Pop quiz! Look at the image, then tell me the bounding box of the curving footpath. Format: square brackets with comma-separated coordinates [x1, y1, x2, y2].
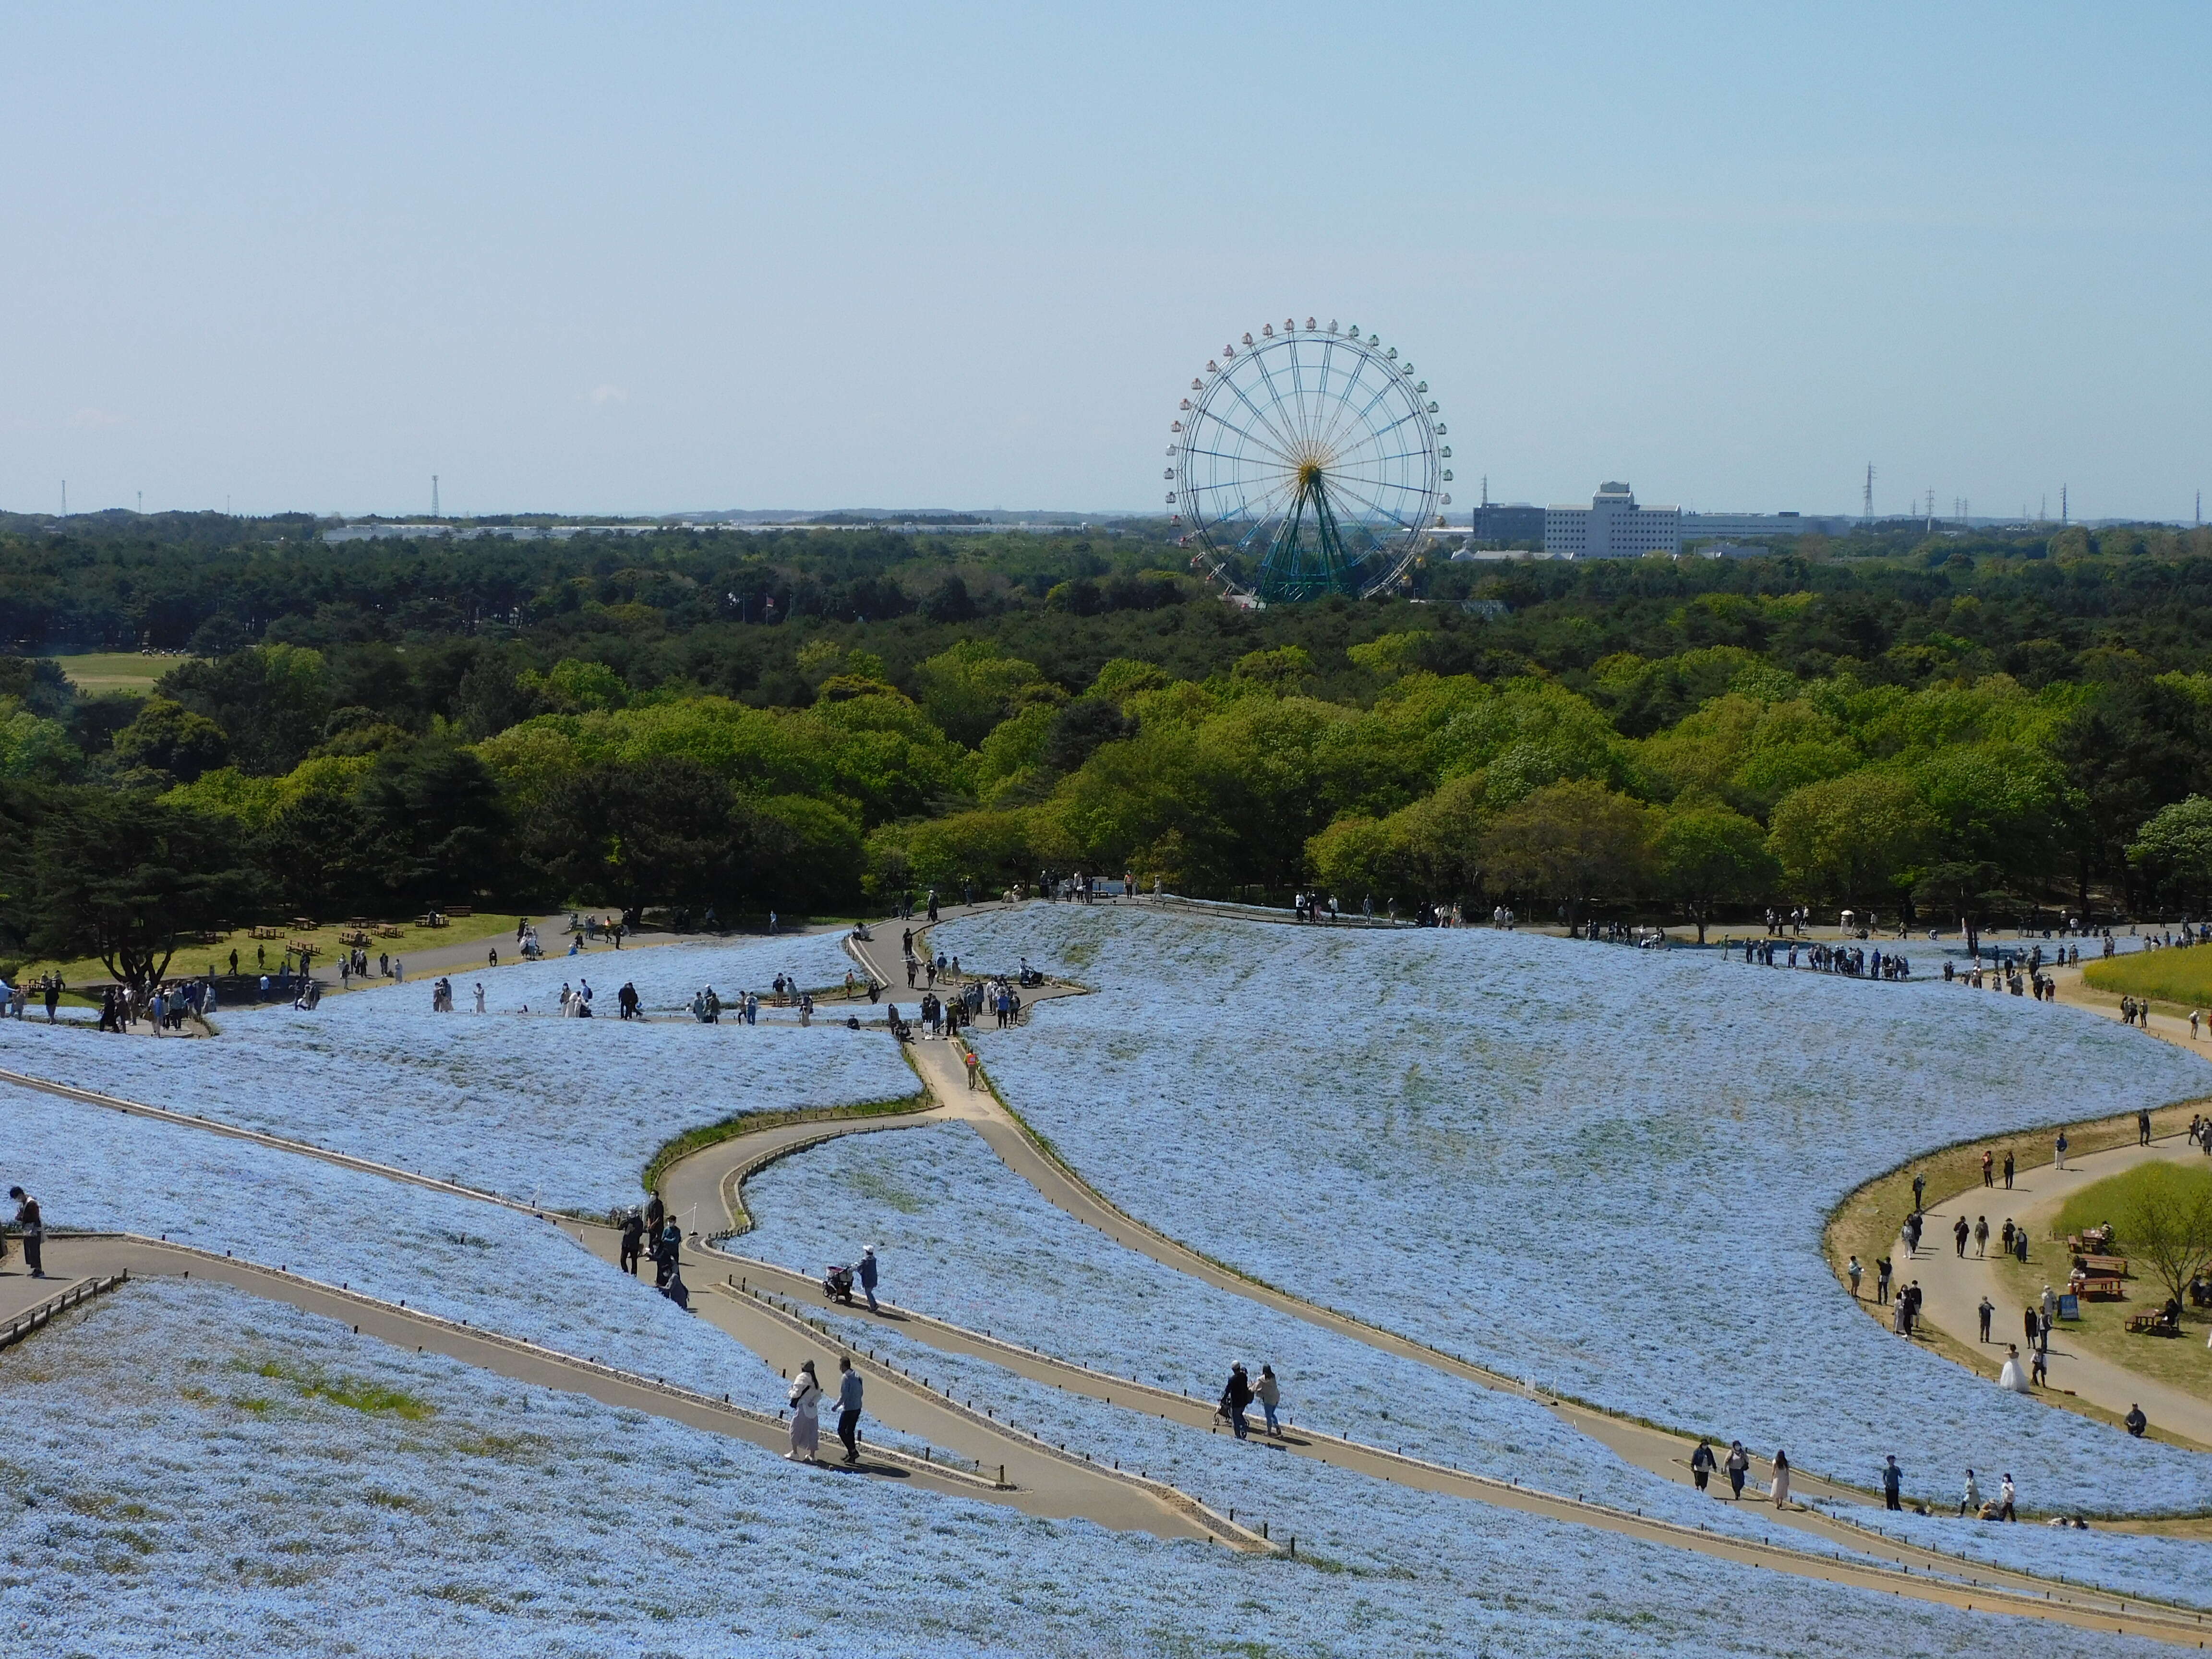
[1905, 1135, 2212, 1447]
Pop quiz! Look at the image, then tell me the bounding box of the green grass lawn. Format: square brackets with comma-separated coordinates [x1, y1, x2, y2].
[1990, 1161, 2212, 1408]
[50, 650, 194, 695]
[8, 912, 531, 990]
[2082, 942, 2212, 1010]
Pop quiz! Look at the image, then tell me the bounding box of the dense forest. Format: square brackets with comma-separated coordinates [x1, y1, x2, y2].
[7, 510, 2212, 969]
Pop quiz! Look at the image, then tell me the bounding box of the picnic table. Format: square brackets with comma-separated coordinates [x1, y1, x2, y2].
[338, 929, 371, 947]
[2126, 1310, 2181, 1335]
[2076, 1253, 2129, 1276]
[2074, 1276, 2127, 1299]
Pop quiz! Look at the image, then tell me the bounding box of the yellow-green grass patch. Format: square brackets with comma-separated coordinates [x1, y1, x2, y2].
[7, 911, 531, 991]
[52, 651, 195, 695]
[2082, 944, 2212, 1011]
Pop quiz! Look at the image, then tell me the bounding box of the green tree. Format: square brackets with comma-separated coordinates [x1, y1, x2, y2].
[532, 756, 740, 923]
[2128, 795, 2212, 911]
[1911, 860, 2006, 936]
[157, 643, 331, 774]
[1479, 779, 1652, 922]
[911, 641, 1052, 748]
[1651, 801, 1778, 942]
[1767, 771, 1934, 910]
[111, 697, 231, 783]
[28, 792, 261, 995]
[2113, 1164, 2212, 1308]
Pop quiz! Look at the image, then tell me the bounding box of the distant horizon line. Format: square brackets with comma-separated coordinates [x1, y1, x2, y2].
[7, 505, 2204, 532]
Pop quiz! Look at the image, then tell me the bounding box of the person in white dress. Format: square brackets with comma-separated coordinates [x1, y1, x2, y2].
[787, 1360, 821, 1461]
[1997, 1343, 2031, 1393]
[473, 983, 486, 1014]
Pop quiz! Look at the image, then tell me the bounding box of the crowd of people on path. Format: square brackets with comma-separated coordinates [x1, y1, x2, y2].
[616, 1196, 689, 1310]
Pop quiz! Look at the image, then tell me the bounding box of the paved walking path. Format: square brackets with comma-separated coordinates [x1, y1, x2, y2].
[1902, 1136, 2212, 1447]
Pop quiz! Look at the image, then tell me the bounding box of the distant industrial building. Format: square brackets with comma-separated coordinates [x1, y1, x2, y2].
[1469, 502, 1545, 543]
[1680, 510, 1852, 540]
[1545, 483, 1681, 559]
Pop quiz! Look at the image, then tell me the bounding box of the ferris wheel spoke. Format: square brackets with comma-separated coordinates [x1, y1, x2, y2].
[1313, 371, 1389, 460]
[1194, 401, 1297, 468]
[1321, 372, 1407, 461]
[1217, 375, 1304, 462]
[1334, 445, 1432, 475]
[1332, 402, 1420, 465]
[1325, 472, 1426, 534]
[1251, 345, 1314, 455]
[1282, 344, 1315, 450]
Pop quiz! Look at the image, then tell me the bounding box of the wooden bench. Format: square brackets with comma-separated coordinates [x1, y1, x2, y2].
[2076, 1276, 2126, 1299]
[2077, 1254, 2129, 1276]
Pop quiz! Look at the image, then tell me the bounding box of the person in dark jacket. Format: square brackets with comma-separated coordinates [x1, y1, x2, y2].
[1724, 1441, 1749, 1499]
[1691, 1439, 1716, 1493]
[857, 1245, 879, 1313]
[618, 982, 640, 1021]
[7, 1188, 42, 1277]
[1220, 1363, 1254, 1440]
[2125, 1404, 2149, 1438]
[1882, 1455, 1903, 1511]
[835, 1356, 865, 1464]
[619, 1211, 645, 1275]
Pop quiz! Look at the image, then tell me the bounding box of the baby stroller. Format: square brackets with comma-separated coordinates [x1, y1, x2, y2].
[823, 1263, 856, 1305]
[1018, 960, 1045, 987]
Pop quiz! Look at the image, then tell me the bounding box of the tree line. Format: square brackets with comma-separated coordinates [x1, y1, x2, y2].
[6, 517, 2212, 980]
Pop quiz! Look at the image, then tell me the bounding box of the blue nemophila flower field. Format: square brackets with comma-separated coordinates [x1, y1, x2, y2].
[936, 904, 2212, 1512]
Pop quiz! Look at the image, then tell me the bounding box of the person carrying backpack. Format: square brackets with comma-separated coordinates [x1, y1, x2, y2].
[1219, 1363, 1254, 1440]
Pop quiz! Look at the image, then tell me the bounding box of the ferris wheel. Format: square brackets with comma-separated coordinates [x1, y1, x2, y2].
[1164, 318, 1451, 603]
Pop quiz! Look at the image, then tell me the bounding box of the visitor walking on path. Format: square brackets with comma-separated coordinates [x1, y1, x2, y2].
[1882, 1455, 1903, 1511]
[1973, 1216, 1988, 1257]
[1953, 1215, 1970, 1256]
[1769, 1449, 1791, 1508]
[1724, 1441, 1749, 1500]
[835, 1356, 865, 1465]
[1846, 1255, 1862, 1298]
[1875, 1256, 1893, 1305]
[619, 1211, 644, 1276]
[2055, 1129, 2069, 1169]
[1691, 1440, 1716, 1493]
[787, 1360, 821, 1463]
[857, 1245, 879, 1313]
[1256, 1364, 1281, 1435]
[1999, 1474, 2017, 1521]
[7, 1187, 42, 1277]
[1978, 1296, 1994, 1342]
[2139, 1110, 2154, 1147]
[2003, 1150, 2015, 1189]
[1220, 1363, 1254, 1440]
[1981, 1150, 1994, 1187]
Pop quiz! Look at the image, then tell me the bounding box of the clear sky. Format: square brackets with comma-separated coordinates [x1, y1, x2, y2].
[2, 2, 2205, 520]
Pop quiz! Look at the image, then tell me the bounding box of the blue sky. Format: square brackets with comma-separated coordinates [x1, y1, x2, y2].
[1, 2, 2204, 519]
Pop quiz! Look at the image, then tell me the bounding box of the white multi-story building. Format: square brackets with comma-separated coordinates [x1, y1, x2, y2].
[1545, 482, 1681, 559]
